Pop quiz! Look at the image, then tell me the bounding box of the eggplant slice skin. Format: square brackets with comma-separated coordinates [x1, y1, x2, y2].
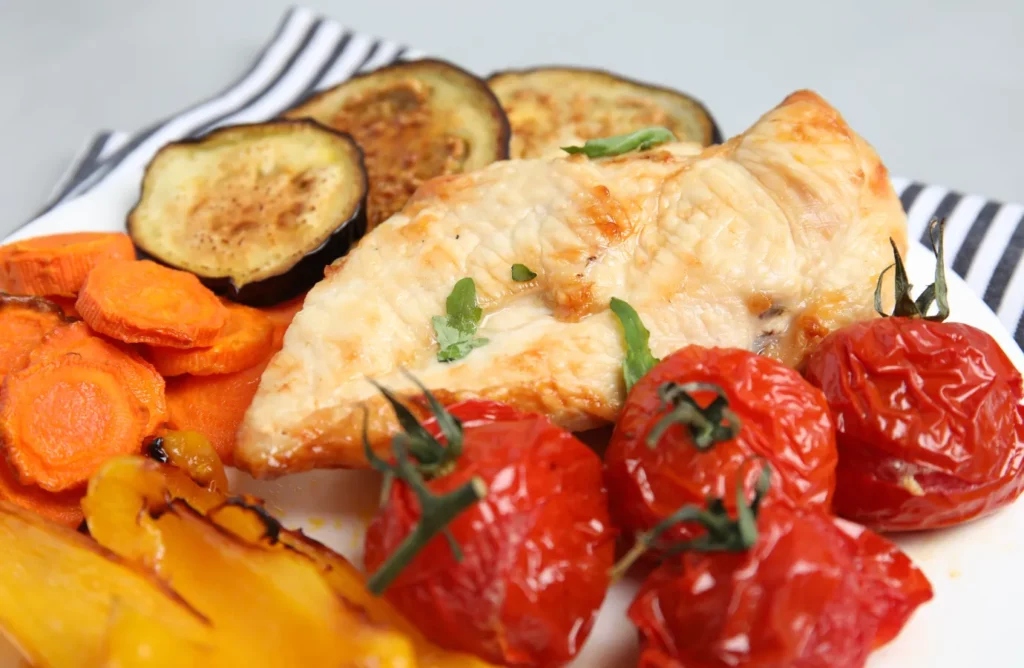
[487, 67, 722, 159]
[128, 120, 367, 307]
[284, 58, 510, 230]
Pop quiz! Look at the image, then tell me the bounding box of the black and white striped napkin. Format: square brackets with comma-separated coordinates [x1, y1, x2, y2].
[31, 7, 1024, 351]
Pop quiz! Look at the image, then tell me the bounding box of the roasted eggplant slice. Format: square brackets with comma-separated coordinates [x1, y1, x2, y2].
[128, 120, 367, 307]
[487, 67, 721, 158]
[284, 58, 510, 230]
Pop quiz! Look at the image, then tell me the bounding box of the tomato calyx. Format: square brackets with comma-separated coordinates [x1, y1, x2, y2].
[611, 463, 771, 580]
[369, 372, 466, 479]
[363, 373, 488, 595]
[646, 382, 741, 451]
[875, 218, 950, 321]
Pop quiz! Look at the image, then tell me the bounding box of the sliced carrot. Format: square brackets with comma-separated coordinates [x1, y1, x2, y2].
[0, 232, 135, 297]
[0, 355, 148, 492]
[77, 259, 227, 348]
[29, 321, 167, 437]
[0, 457, 83, 526]
[260, 293, 306, 350]
[145, 303, 275, 377]
[165, 360, 269, 463]
[0, 294, 68, 384]
[47, 295, 80, 319]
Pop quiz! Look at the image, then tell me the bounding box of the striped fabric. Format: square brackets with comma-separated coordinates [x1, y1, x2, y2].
[891, 177, 1024, 347]
[37, 7, 423, 215]
[44, 130, 129, 207]
[32, 7, 1024, 351]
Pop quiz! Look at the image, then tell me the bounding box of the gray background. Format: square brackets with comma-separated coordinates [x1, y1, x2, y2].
[2, 0, 1022, 232]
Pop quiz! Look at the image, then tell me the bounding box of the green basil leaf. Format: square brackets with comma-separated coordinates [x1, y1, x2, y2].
[445, 277, 483, 332]
[437, 337, 490, 363]
[610, 297, 660, 392]
[432, 278, 488, 363]
[431, 316, 462, 350]
[562, 127, 676, 159]
[511, 263, 537, 282]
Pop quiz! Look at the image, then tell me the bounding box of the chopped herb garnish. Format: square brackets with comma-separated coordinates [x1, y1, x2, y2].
[432, 277, 489, 363]
[610, 297, 659, 392]
[562, 127, 676, 158]
[511, 263, 537, 282]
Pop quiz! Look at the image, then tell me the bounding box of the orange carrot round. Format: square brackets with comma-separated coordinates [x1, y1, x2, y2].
[0, 232, 135, 297]
[0, 356, 148, 492]
[165, 360, 269, 463]
[0, 294, 69, 384]
[145, 303, 274, 376]
[77, 259, 227, 348]
[30, 321, 167, 438]
[0, 458, 83, 526]
[259, 292, 306, 350]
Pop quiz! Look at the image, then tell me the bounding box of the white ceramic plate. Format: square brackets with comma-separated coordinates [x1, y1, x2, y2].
[10, 174, 1024, 667]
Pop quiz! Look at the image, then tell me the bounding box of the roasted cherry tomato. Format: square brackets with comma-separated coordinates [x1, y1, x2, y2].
[605, 345, 837, 545]
[803, 222, 1024, 531]
[364, 395, 615, 667]
[628, 500, 933, 668]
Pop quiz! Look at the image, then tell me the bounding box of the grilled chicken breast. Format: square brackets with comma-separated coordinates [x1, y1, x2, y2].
[236, 90, 907, 477]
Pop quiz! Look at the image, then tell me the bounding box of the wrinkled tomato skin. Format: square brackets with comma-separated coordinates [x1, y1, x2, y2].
[628, 506, 933, 668]
[605, 347, 837, 544]
[364, 400, 616, 667]
[803, 318, 1024, 531]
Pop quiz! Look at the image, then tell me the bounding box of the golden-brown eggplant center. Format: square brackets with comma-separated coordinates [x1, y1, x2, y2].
[186, 164, 331, 258]
[326, 78, 470, 228]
